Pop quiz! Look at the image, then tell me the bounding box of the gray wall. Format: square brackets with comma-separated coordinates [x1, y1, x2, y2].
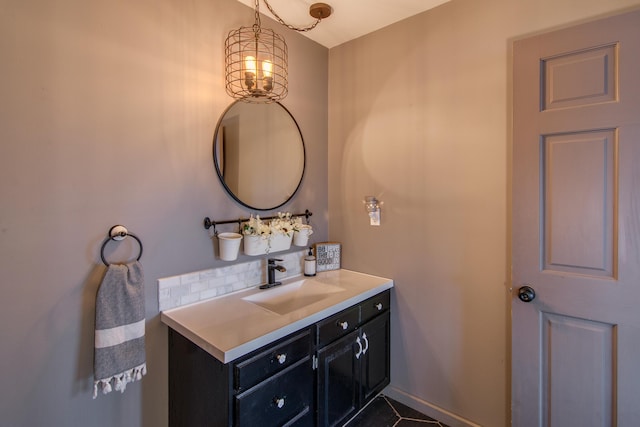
[0, 1, 327, 426]
[5, 0, 640, 426]
[328, 0, 640, 426]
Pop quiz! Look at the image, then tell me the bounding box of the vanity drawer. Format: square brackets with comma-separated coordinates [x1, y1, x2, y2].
[360, 290, 390, 324]
[234, 329, 311, 391]
[317, 305, 360, 347]
[234, 357, 313, 427]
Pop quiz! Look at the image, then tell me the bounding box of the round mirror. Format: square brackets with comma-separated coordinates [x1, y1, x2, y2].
[213, 101, 305, 210]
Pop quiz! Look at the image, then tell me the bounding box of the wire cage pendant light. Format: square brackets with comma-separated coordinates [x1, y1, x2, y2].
[225, 0, 288, 103]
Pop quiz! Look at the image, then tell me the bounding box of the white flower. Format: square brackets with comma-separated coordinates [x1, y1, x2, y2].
[291, 216, 313, 235]
[242, 215, 271, 239]
[242, 212, 297, 238]
[269, 212, 295, 237]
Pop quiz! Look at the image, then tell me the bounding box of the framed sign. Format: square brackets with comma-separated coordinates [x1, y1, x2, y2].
[315, 242, 341, 272]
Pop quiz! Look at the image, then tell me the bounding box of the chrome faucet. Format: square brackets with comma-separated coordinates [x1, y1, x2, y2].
[260, 258, 286, 289]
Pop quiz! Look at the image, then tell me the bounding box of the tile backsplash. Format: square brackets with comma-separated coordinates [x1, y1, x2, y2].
[158, 250, 306, 311]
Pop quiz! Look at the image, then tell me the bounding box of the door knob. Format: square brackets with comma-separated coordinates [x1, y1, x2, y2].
[518, 285, 536, 302]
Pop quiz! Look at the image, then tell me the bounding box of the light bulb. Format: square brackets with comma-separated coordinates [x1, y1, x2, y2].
[245, 56, 257, 75]
[244, 55, 257, 90]
[262, 59, 273, 78]
[262, 59, 273, 92]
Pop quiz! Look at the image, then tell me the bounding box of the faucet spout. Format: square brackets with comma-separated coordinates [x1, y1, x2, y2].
[260, 258, 286, 289]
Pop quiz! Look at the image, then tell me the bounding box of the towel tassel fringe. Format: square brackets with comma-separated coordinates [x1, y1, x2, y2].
[93, 362, 147, 399]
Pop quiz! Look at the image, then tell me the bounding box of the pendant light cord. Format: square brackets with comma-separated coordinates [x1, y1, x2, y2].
[261, 0, 322, 32]
[253, 0, 262, 33]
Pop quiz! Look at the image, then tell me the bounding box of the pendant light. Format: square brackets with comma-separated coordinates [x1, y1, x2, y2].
[225, 1, 332, 103]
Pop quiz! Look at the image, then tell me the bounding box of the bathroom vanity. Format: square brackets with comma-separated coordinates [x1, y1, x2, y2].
[161, 269, 393, 427]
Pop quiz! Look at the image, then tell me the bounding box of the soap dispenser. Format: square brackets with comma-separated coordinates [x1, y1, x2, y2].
[304, 247, 316, 277]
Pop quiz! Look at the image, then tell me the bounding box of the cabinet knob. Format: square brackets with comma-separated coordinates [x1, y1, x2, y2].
[274, 397, 285, 409]
[375, 302, 383, 311]
[276, 353, 286, 364]
[338, 321, 349, 330]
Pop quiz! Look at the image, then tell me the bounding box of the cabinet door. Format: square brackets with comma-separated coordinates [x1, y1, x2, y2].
[360, 311, 390, 403]
[317, 329, 360, 427]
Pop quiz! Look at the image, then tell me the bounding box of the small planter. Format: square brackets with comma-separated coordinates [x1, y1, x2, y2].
[293, 225, 313, 247]
[217, 232, 243, 261]
[243, 233, 293, 256]
[270, 233, 293, 252]
[243, 235, 269, 256]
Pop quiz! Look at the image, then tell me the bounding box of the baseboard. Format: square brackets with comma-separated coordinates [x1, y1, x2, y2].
[383, 386, 482, 427]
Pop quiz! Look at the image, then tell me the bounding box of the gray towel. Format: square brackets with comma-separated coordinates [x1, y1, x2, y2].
[93, 261, 147, 398]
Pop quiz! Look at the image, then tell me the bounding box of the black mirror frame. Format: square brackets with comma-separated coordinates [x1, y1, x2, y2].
[212, 101, 306, 211]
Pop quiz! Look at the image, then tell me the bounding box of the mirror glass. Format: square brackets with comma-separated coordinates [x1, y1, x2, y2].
[213, 101, 305, 210]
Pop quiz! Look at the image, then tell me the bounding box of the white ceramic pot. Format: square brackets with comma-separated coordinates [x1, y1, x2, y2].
[243, 233, 293, 256]
[270, 233, 293, 252]
[243, 235, 269, 256]
[293, 225, 313, 247]
[217, 232, 243, 261]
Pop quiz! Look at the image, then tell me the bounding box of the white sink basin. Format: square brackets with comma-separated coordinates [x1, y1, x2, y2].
[243, 279, 345, 315]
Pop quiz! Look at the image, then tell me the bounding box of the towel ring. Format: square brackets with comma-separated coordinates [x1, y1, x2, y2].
[100, 225, 143, 266]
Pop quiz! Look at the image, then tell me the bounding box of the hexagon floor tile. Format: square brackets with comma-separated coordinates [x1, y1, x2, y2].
[344, 394, 450, 427]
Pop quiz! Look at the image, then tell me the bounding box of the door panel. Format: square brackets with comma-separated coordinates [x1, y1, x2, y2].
[542, 129, 616, 277]
[542, 44, 617, 111]
[512, 9, 640, 427]
[541, 313, 615, 427]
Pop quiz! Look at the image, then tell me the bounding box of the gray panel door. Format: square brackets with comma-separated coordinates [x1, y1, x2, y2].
[512, 10, 640, 427]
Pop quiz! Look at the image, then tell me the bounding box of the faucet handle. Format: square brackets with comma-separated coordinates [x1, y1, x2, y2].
[268, 258, 284, 264]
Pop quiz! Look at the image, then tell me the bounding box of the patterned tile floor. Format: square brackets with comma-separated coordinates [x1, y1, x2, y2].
[344, 394, 450, 427]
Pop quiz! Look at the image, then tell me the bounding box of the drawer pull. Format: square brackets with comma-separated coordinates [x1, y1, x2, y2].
[375, 302, 383, 311]
[274, 397, 285, 409]
[276, 353, 287, 364]
[338, 321, 349, 330]
[355, 337, 363, 359]
[362, 332, 369, 355]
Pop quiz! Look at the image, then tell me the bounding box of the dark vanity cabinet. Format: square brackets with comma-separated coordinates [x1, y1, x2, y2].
[233, 331, 315, 427]
[169, 327, 314, 427]
[168, 289, 390, 427]
[317, 293, 390, 427]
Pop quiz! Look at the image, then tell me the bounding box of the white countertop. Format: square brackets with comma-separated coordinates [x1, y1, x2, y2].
[160, 269, 394, 363]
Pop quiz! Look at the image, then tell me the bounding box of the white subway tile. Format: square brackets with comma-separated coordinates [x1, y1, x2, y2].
[158, 275, 181, 290]
[170, 285, 189, 298]
[199, 288, 218, 300]
[180, 272, 201, 285]
[159, 297, 180, 311]
[158, 288, 170, 300]
[190, 281, 209, 293]
[198, 269, 218, 281]
[208, 277, 226, 289]
[180, 293, 200, 305]
[157, 249, 307, 309]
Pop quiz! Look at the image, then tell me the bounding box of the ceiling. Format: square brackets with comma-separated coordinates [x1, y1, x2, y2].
[235, 0, 451, 49]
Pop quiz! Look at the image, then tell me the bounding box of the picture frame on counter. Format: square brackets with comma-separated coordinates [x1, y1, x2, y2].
[315, 242, 341, 272]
